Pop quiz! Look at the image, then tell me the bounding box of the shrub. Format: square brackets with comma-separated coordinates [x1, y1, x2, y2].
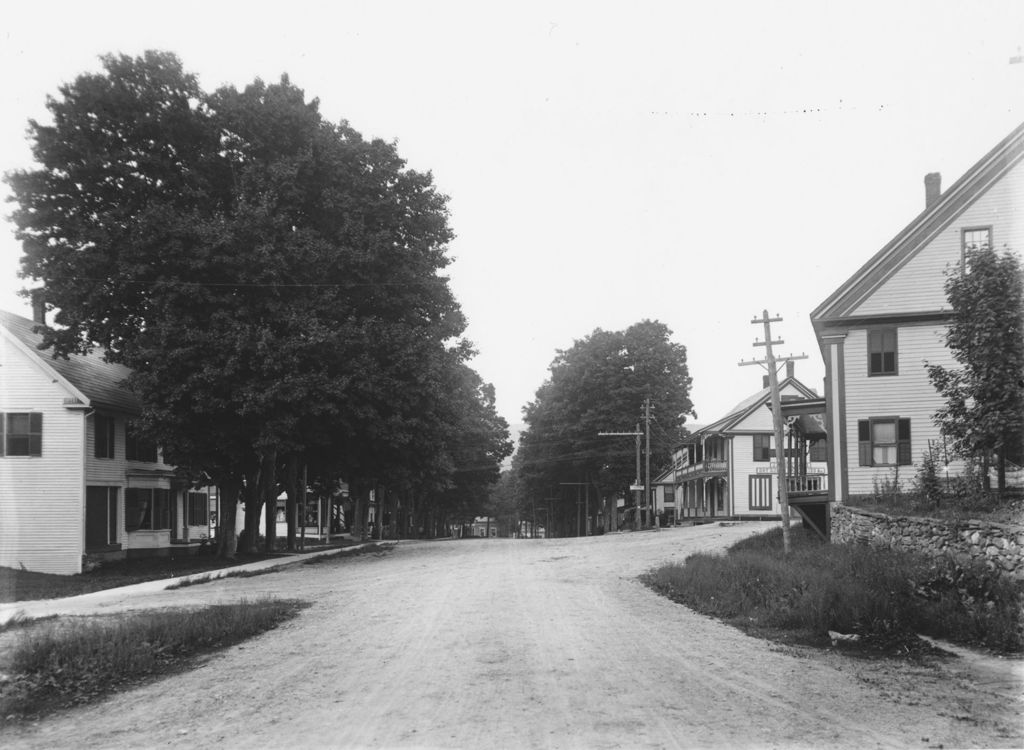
[913, 445, 943, 508]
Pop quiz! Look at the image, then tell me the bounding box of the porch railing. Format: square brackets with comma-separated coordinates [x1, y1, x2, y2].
[675, 459, 727, 479]
[787, 473, 828, 495]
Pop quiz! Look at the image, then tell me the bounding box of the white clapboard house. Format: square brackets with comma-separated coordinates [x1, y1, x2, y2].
[811, 121, 1024, 501]
[654, 364, 827, 523]
[0, 308, 212, 575]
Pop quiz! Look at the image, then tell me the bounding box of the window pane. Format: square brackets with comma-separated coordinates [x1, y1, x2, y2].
[154, 489, 170, 530]
[873, 445, 896, 464]
[963, 228, 990, 250]
[7, 437, 30, 456]
[126, 488, 151, 531]
[872, 421, 896, 443]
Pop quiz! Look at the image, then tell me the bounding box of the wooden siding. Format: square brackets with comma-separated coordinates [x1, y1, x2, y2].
[843, 325, 958, 495]
[0, 336, 85, 575]
[852, 161, 1024, 317]
[731, 438, 764, 515]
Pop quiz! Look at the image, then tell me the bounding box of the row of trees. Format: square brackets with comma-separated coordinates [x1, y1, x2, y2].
[509, 320, 695, 536]
[7, 51, 512, 554]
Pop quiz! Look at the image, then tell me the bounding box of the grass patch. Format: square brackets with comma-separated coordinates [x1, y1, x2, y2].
[0, 538, 367, 603]
[0, 597, 307, 723]
[847, 484, 1023, 526]
[164, 542, 391, 589]
[164, 567, 273, 590]
[301, 543, 390, 565]
[643, 526, 1024, 656]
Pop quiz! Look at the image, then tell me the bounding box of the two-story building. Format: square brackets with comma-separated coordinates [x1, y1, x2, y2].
[655, 364, 826, 523]
[811, 121, 1024, 502]
[0, 308, 213, 575]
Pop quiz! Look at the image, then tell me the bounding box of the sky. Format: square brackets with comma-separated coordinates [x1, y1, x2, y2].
[1, 1, 1023, 430]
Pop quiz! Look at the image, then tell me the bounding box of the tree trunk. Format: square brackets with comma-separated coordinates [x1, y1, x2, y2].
[284, 454, 299, 551]
[216, 476, 242, 560]
[353, 483, 365, 542]
[240, 467, 262, 555]
[261, 449, 279, 554]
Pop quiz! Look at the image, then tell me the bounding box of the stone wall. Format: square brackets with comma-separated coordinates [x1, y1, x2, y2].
[831, 505, 1024, 578]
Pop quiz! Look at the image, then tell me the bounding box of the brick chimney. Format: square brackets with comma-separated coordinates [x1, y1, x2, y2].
[786, 360, 795, 379]
[924, 172, 941, 209]
[31, 297, 45, 325]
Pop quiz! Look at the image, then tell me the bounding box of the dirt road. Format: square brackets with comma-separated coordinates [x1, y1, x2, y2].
[4, 523, 1022, 749]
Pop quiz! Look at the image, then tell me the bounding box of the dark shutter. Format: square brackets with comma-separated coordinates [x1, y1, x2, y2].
[858, 420, 871, 466]
[29, 413, 42, 456]
[109, 489, 118, 544]
[897, 419, 912, 465]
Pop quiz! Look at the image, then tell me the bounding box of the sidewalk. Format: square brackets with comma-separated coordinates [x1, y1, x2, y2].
[0, 540, 393, 627]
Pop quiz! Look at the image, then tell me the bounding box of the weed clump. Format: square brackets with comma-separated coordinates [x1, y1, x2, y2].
[0, 597, 307, 722]
[643, 527, 1023, 655]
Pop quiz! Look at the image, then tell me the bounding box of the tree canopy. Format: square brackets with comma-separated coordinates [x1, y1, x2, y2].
[6, 51, 509, 550]
[927, 246, 1024, 491]
[516, 320, 694, 534]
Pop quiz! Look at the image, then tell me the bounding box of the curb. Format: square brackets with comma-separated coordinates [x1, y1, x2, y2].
[0, 540, 397, 627]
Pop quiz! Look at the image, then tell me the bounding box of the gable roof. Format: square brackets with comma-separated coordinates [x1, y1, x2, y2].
[686, 376, 819, 439]
[812, 121, 1024, 324]
[0, 309, 140, 414]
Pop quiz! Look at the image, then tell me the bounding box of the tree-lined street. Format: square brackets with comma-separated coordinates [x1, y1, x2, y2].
[4, 525, 1021, 749]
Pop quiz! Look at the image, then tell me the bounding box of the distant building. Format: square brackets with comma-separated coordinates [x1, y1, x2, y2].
[470, 516, 499, 538]
[654, 364, 826, 522]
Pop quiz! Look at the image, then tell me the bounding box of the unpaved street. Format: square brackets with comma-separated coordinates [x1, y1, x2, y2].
[4, 523, 1022, 749]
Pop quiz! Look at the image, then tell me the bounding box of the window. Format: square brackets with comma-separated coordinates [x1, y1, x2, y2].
[858, 418, 911, 467]
[86, 486, 119, 549]
[187, 492, 209, 526]
[125, 421, 158, 463]
[95, 414, 115, 459]
[664, 486, 675, 505]
[2, 413, 43, 456]
[868, 329, 898, 376]
[809, 439, 827, 463]
[753, 434, 772, 462]
[961, 226, 991, 271]
[125, 488, 171, 531]
[749, 475, 773, 510]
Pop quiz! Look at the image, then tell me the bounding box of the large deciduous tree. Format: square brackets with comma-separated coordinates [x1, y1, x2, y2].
[517, 320, 694, 534]
[6, 51, 498, 554]
[927, 247, 1024, 492]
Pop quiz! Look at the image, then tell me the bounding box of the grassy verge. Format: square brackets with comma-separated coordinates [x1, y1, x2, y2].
[165, 542, 390, 589]
[0, 538, 367, 603]
[0, 597, 307, 723]
[643, 527, 1024, 656]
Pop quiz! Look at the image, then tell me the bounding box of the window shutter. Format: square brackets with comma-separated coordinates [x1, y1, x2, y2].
[897, 419, 911, 465]
[29, 412, 42, 456]
[858, 420, 871, 466]
[0, 413, 4, 457]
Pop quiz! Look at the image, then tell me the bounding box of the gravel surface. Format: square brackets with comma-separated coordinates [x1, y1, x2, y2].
[2, 522, 1022, 749]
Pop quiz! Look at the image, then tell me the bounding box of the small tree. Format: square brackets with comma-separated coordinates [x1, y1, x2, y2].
[913, 443, 943, 508]
[927, 247, 1024, 492]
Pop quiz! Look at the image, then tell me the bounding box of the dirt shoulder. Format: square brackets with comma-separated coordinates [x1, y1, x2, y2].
[2, 524, 1021, 749]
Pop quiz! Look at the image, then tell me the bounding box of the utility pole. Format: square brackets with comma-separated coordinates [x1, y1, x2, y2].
[739, 311, 808, 555]
[645, 398, 655, 530]
[598, 424, 644, 531]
